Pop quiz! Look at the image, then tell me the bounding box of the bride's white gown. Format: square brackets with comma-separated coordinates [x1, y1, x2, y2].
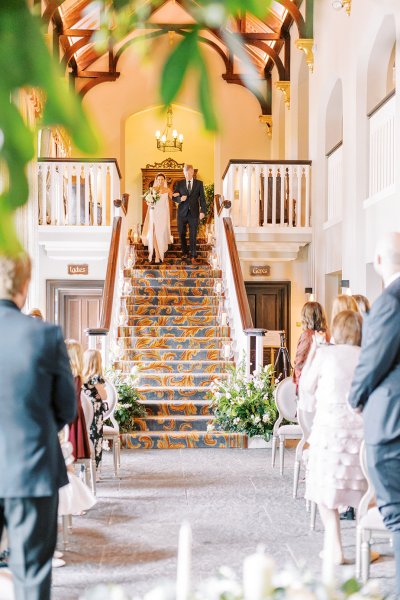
[141, 191, 171, 261]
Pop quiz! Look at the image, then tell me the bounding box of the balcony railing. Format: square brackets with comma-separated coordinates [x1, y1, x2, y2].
[222, 160, 312, 229]
[367, 92, 395, 204]
[37, 158, 121, 226]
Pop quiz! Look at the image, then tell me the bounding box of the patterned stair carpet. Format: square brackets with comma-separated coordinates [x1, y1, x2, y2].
[114, 229, 247, 449]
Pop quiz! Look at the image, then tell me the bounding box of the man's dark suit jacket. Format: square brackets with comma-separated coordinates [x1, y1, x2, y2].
[0, 299, 76, 498]
[349, 277, 400, 445]
[173, 178, 206, 220]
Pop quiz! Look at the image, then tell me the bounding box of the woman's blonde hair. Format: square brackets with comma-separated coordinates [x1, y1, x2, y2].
[352, 294, 371, 314]
[65, 339, 83, 378]
[82, 349, 103, 382]
[332, 310, 363, 346]
[301, 301, 328, 332]
[331, 294, 359, 326]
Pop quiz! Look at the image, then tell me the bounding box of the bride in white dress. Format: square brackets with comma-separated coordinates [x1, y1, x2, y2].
[141, 172, 171, 263]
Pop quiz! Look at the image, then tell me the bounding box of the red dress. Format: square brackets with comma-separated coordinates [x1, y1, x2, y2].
[69, 376, 91, 460]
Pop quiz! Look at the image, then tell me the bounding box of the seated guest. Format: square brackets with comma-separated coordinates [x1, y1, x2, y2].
[65, 339, 91, 461]
[0, 253, 76, 600]
[82, 349, 108, 473]
[293, 301, 329, 393]
[331, 294, 359, 324]
[352, 294, 371, 315]
[301, 310, 366, 565]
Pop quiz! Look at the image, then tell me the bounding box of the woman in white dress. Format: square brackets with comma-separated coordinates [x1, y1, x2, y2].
[300, 310, 367, 565]
[141, 173, 171, 263]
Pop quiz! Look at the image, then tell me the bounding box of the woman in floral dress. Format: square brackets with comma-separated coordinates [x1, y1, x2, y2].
[82, 349, 108, 471]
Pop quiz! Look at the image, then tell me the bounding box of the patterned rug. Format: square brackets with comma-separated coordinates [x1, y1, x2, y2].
[114, 228, 247, 449]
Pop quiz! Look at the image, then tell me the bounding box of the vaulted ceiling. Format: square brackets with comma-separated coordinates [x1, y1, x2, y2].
[42, 0, 313, 115]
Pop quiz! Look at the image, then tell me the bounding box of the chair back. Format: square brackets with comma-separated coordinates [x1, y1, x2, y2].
[357, 441, 376, 523]
[81, 391, 94, 433]
[103, 379, 118, 420]
[274, 377, 298, 422]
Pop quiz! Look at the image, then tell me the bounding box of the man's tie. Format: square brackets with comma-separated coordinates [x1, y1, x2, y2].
[187, 180, 192, 194]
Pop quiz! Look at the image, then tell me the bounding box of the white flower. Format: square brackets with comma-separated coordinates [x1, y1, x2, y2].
[143, 582, 176, 600]
[207, 423, 215, 432]
[80, 584, 129, 600]
[102, 440, 110, 451]
[233, 417, 240, 425]
[254, 416, 261, 424]
[262, 412, 270, 423]
[226, 392, 231, 399]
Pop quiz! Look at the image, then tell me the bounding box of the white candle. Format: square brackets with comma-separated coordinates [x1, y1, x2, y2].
[118, 312, 126, 326]
[224, 343, 231, 359]
[215, 282, 222, 294]
[221, 312, 227, 326]
[212, 257, 218, 269]
[243, 546, 275, 600]
[176, 521, 192, 600]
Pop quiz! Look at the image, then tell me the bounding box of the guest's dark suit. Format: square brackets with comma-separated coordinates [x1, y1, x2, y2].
[349, 276, 400, 592]
[0, 299, 76, 600]
[173, 178, 206, 258]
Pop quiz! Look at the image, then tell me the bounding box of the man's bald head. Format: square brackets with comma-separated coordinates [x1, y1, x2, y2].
[374, 232, 400, 284]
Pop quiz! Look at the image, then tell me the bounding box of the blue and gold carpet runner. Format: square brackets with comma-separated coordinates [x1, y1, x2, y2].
[115, 228, 246, 449]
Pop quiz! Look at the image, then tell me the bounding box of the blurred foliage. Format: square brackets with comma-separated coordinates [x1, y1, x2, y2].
[0, 0, 271, 255]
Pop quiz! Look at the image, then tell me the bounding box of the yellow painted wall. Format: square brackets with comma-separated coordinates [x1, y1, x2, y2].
[125, 104, 214, 227]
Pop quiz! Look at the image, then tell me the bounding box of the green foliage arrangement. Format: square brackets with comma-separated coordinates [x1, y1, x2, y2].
[107, 371, 147, 433]
[208, 363, 277, 440]
[203, 183, 215, 223]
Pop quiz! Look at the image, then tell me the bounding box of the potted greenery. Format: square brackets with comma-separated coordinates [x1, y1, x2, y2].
[208, 363, 277, 447]
[106, 370, 146, 434]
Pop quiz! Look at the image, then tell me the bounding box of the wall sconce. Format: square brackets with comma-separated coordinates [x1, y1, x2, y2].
[340, 279, 352, 296]
[332, 0, 351, 15]
[305, 287, 315, 302]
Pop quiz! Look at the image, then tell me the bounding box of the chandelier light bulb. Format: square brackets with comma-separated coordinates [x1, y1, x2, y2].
[155, 106, 183, 152]
[155, 130, 161, 139]
[161, 134, 166, 143]
[179, 134, 183, 142]
[172, 129, 178, 138]
[332, 0, 343, 9]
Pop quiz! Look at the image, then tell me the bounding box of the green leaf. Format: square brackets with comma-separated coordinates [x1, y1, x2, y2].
[197, 51, 218, 131]
[160, 29, 200, 105]
[341, 578, 361, 595]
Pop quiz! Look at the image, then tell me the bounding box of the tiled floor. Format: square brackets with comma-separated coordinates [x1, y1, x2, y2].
[52, 448, 395, 599]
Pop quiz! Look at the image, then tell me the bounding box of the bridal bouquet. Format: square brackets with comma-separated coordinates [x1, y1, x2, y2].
[143, 187, 160, 209]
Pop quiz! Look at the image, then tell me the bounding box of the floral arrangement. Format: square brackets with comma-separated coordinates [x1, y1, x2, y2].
[106, 369, 146, 433]
[143, 187, 161, 209]
[208, 363, 277, 440]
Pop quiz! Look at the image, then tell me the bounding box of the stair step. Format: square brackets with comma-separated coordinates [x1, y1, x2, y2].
[129, 287, 220, 297]
[125, 268, 221, 279]
[118, 326, 229, 338]
[118, 336, 230, 349]
[123, 431, 247, 449]
[126, 316, 219, 326]
[134, 258, 210, 266]
[126, 306, 218, 317]
[132, 415, 214, 432]
[141, 399, 213, 416]
[124, 296, 220, 306]
[120, 348, 224, 361]
[131, 278, 218, 288]
[137, 388, 212, 401]
[115, 360, 230, 373]
[136, 372, 226, 387]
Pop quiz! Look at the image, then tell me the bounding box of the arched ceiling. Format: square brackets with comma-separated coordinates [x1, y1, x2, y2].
[43, 0, 313, 114]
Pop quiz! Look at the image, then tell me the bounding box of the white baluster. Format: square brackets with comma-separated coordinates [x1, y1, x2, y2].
[84, 164, 90, 225]
[271, 166, 276, 226]
[49, 163, 57, 225]
[238, 165, 244, 226]
[296, 166, 302, 227]
[93, 164, 99, 225]
[76, 164, 82, 226]
[263, 168, 269, 226]
[67, 163, 73, 225]
[288, 166, 293, 227]
[246, 166, 252, 227]
[41, 165, 47, 226]
[101, 164, 107, 225]
[279, 166, 285, 226]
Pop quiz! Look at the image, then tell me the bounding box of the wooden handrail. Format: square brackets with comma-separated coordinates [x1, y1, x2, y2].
[215, 193, 231, 216]
[37, 157, 122, 179]
[99, 216, 122, 331]
[222, 158, 312, 180]
[367, 88, 395, 119]
[223, 217, 254, 331]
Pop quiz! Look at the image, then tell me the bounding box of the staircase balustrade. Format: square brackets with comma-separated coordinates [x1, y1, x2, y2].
[85, 194, 129, 365]
[214, 195, 266, 376]
[37, 158, 121, 227]
[222, 160, 311, 229]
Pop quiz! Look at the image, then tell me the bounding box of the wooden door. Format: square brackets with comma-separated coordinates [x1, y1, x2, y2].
[63, 293, 102, 348]
[245, 282, 291, 371]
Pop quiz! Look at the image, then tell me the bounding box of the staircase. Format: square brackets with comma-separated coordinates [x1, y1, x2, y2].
[115, 226, 247, 449]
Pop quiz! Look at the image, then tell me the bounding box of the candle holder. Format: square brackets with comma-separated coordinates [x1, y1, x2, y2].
[221, 341, 233, 361]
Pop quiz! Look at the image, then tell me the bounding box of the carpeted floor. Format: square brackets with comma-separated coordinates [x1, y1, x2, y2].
[51, 447, 395, 599]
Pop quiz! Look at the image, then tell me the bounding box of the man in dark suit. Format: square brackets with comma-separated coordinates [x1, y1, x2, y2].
[349, 232, 400, 594]
[172, 164, 206, 264]
[0, 253, 76, 600]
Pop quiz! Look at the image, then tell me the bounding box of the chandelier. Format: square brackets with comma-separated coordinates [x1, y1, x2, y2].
[331, 0, 351, 15]
[155, 106, 183, 152]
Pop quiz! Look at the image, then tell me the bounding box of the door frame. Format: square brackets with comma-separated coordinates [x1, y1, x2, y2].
[244, 280, 291, 350]
[46, 280, 104, 329]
